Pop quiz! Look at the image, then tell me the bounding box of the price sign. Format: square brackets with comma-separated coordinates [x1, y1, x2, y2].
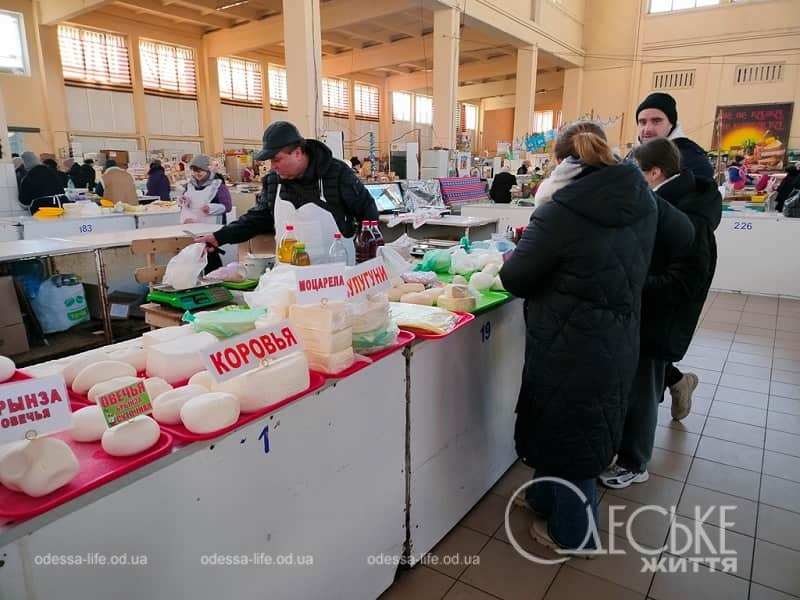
[203, 322, 303, 383]
[96, 380, 153, 428]
[0, 375, 72, 444]
[294, 264, 348, 305]
[345, 257, 391, 301]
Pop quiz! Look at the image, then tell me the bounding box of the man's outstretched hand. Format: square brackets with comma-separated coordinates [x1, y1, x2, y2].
[194, 234, 220, 252]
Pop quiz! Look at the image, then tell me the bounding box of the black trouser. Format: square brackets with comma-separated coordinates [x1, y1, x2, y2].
[665, 363, 683, 388]
[617, 357, 667, 473]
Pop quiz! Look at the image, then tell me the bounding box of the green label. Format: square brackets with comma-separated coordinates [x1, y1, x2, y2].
[97, 380, 153, 427]
[67, 307, 89, 321]
[76, 296, 85, 305]
[65, 297, 75, 307]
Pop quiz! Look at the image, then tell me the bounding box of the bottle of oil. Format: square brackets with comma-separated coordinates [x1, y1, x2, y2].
[291, 242, 311, 266]
[277, 224, 298, 263]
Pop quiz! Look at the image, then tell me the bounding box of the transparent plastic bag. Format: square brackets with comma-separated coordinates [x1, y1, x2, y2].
[183, 306, 266, 338]
[415, 249, 451, 274]
[352, 321, 400, 354]
[389, 302, 460, 335]
[163, 243, 207, 290]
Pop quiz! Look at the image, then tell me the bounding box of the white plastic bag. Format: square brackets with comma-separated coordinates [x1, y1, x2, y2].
[387, 234, 415, 261]
[242, 265, 297, 313]
[31, 275, 90, 334]
[378, 245, 412, 279]
[163, 243, 207, 290]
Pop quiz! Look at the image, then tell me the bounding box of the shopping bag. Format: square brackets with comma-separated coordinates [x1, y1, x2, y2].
[31, 275, 90, 334]
[163, 243, 207, 290]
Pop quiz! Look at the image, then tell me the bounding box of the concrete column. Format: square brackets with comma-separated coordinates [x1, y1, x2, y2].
[37, 25, 70, 154]
[260, 59, 273, 128]
[379, 79, 392, 158]
[561, 67, 584, 124]
[201, 49, 224, 153]
[282, 0, 323, 138]
[0, 86, 23, 217]
[513, 45, 538, 140]
[127, 34, 149, 151]
[347, 78, 356, 159]
[431, 7, 459, 149]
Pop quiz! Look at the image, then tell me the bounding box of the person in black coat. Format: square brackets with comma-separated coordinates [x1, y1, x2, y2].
[775, 163, 800, 213]
[499, 121, 691, 553]
[68, 161, 89, 189]
[489, 167, 516, 204]
[196, 121, 378, 253]
[43, 158, 69, 190]
[81, 159, 97, 192]
[18, 152, 67, 211]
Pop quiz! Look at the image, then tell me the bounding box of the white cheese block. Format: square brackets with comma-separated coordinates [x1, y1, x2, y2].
[296, 326, 352, 354]
[437, 295, 477, 313]
[73, 361, 137, 395]
[483, 263, 501, 277]
[188, 371, 216, 391]
[0, 356, 15, 383]
[87, 376, 141, 404]
[217, 352, 310, 413]
[422, 288, 445, 300]
[101, 415, 160, 457]
[306, 347, 355, 374]
[452, 275, 468, 286]
[145, 332, 218, 384]
[491, 276, 506, 291]
[388, 287, 406, 302]
[180, 393, 240, 434]
[289, 302, 350, 332]
[350, 302, 390, 334]
[143, 377, 172, 400]
[107, 346, 146, 372]
[0, 437, 80, 497]
[69, 405, 107, 442]
[396, 283, 425, 294]
[62, 350, 108, 386]
[444, 284, 470, 299]
[469, 271, 494, 291]
[152, 385, 208, 425]
[141, 325, 193, 348]
[400, 292, 435, 306]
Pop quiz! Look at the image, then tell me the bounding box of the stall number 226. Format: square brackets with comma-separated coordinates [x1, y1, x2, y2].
[733, 221, 753, 231]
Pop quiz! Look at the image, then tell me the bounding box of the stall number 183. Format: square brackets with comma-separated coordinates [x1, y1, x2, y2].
[79, 224, 93, 233]
[733, 221, 753, 231]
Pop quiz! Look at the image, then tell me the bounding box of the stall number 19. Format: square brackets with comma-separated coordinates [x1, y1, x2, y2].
[480, 321, 492, 343]
[79, 224, 94, 233]
[733, 221, 753, 231]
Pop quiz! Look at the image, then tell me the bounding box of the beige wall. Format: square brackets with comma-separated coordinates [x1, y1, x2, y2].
[576, 0, 800, 150]
[482, 107, 514, 154]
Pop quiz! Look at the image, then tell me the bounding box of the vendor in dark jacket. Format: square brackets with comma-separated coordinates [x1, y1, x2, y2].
[775, 163, 800, 212]
[489, 167, 516, 203]
[43, 158, 69, 190]
[499, 121, 690, 554]
[195, 121, 378, 253]
[81, 159, 97, 192]
[18, 151, 68, 212]
[146, 160, 172, 200]
[601, 138, 714, 490]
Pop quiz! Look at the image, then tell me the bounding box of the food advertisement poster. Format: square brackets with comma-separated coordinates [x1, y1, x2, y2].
[712, 103, 794, 171]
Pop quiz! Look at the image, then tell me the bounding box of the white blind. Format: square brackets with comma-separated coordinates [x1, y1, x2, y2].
[58, 25, 131, 88]
[463, 104, 478, 130]
[354, 83, 379, 121]
[268, 64, 287, 109]
[415, 95, 432, 125]
[322, 77, 349, 118]
[392, 91, 412, 122]
[533, 110, 554, 132]
[218, 56, 262, 105]
[139, 40, 196, 97]
[0, 10, 26, 74]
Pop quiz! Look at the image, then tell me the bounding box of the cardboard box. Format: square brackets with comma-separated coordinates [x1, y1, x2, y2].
[0, 323, 29, 356]
[0, 276, 23, 327]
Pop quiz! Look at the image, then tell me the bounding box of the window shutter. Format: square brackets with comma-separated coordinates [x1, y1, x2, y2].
[57, 24, 131, 89]
[268, 64, 288, 109]
[322, 77, 349, 118]
[139, 40, 196, 98]
[219, 57, 263, 106]
[354, 83, 379, 121]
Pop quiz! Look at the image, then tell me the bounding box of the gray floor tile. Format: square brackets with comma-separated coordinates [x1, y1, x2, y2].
[714, 386, 769, 410]
[687, 458, 760, 501]
[767, 412, 800, 435]
[696, 436, 764, 472]
[772, 357, 800, 373]
[771, 381, 800, 400]
[757, 503, 800, 552]
[752, 540, 800, 597]
[727, 351, 772, 368]
[654, 426, 701, 456]
[719, 373, 771, 395]
[723, 362, 772, 380]
[676, 484, 758, 536]
[710, 401, 767, 427]
[769, 396, 800, 416]
[765, 429, 800, 458]
[761, 475, 800, 514]
[650, 560, 749, 600]
[703, 416, 766, 448]
[763, 451, 800, 483]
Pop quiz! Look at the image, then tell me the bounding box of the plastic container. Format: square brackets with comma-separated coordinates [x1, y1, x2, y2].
[291, 243, 311, 266]
[277, 224, 298, 263]
[355, 220, 375, 264]
[369, 221, 384, 258]
[328, 232, 348, 265]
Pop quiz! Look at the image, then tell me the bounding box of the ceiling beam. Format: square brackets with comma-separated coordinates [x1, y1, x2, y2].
[321, 32, 358, 49]
[117, 0, 232, 29]
[387, 55, 517, 91]
[170, 0, 265, 20]
[204, 0, 423, 57]
[39, 0, 115, 25]
[458, 79, 515, 101]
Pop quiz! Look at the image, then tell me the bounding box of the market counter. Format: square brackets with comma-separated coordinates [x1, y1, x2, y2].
[379, 214, 499, 243]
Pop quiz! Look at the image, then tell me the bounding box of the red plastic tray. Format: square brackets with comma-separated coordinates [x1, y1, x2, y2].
[397, 312, 476, 340]
[0, 401, 174, 522]
[311, 330, 417, 381]
[156, 371, 327, 443]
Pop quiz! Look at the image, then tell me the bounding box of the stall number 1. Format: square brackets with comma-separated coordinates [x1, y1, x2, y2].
[733, 221, 753, 231]
[78, 223, 94, 233]
[480, 321, 492, 343]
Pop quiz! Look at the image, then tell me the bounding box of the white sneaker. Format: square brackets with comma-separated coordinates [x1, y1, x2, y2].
[670, 372, 698, 421]
[529, 517, 596, 560]
[598, 465, 649, 489]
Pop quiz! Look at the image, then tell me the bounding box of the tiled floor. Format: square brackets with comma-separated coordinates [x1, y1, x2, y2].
[380, 292, 800, 600]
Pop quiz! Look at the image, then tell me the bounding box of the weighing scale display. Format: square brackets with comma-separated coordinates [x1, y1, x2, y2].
[366, 183, 404, 212]
[147, 284, 233, 310]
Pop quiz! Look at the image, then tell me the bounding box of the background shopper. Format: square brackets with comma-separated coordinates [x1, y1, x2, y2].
[499, 121, 659, 553]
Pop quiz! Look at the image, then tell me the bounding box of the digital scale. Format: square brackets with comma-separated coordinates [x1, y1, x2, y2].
[410, 238, 460, 258]
[147, 282, 233, 311]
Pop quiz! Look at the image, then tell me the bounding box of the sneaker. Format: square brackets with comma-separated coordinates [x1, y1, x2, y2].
[598, 464, 649, 489]
[513, 493, 547, 518]
[528, 517, 596, 559]
[670, 372, 698, 421]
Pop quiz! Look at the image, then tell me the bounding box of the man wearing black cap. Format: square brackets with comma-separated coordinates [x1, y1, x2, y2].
[635, 92, 714, 180]
[196, 121, 378, 254]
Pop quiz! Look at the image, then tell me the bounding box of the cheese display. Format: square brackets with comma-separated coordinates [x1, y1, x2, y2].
[349, 297, 391, 334]
[452, 275, 468, 286]
[482, 263, 501, 277]
[306, 346, 356, 374]
[400, 292, 435, 306]
[72, 361, 138, 395]
[388, 282, 425, 301]
[491, 276, 506, 291]
[436, 284, 478, 312]
[290, 302, 355, 374]
[389, 302, 461, 335]
[107, 346, 147, 372]
[69, 405, 107, 443]
[216, 352, 310, 413]
[288, 302, 350, 331]
[152, 385, 208, 425]
[0, 356, 15, 383]
[145, 332, 219, 384]
[179, 392, 240, 434]
[0, 437, 80, 497]
[468, 271, 494, 292]
[143, 377, 173, 401]
[62, 351, 107, 386]
[297, 326, 353, 354]
[87, 376, 141, 404]
[101, 415, 160, 457]
[142, 325, 193, 348]
[188, 371, 216, 391]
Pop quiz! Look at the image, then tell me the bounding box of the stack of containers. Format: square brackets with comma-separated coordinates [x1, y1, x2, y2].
[288, 302, 356, 374]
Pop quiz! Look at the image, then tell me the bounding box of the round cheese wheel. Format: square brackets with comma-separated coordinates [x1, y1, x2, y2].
[101, 415, 160, 457]
[62, 351, 108, 386]
[180, 393, 240, 434]
[152, 385, 207, 425]
[188, 371, 216, 391]
[87, 376, 141, 405]
[72, 361, 137, 395]
[107, 346, 147, 372]
[143, 377, 172, 401]
[69, 405, 107, 442]
[469, 272, 494, 291]
[452, 275, 468, 286]
[0, 437, 80, 497]
[0, 356, 15, 383]
[482, 263, 501, 277]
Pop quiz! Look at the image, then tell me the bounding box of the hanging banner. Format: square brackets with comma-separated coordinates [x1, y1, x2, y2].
[712, 103, 794, 172]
